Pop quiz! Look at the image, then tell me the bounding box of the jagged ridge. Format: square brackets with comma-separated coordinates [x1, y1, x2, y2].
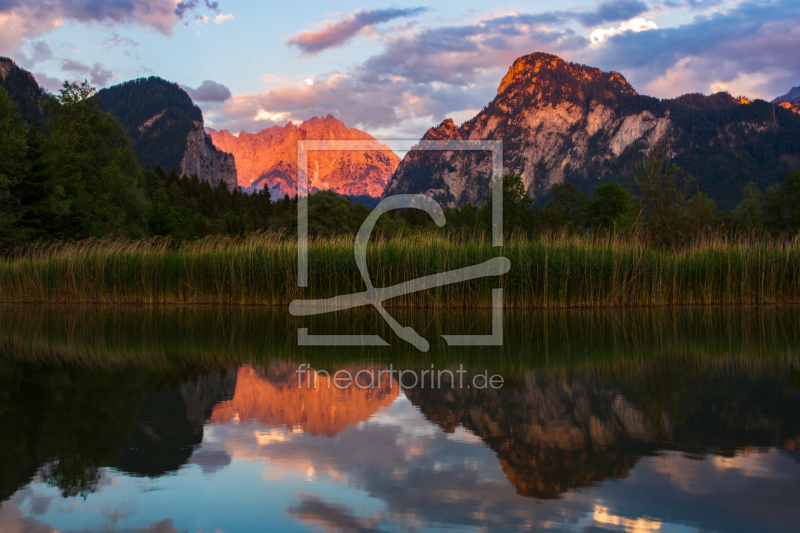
[208, 115, 399, 198]
[386, 52, 800, 210]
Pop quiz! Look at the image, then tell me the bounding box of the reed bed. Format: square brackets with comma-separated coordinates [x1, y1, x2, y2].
[1, 231, 799, 307]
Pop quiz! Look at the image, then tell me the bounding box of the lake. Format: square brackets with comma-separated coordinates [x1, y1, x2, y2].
[1, 305, 799, 532]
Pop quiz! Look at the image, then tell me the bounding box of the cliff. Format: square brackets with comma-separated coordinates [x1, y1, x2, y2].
[97, 77, 237, 189]
[208, 114, 399, 198]
[386, 52, 800, 209]
[181, 119, 238, 189]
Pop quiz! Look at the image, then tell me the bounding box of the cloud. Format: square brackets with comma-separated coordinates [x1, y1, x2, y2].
[175, 0, 198, 20]
[182, 79, 232, 102]
[203, 11, 587, 135]
[17, 39, 53, 68]
[214, 13, 234, 24]
[286, 7, 428, 55]
[590, 17, 659, 44]
[33, 71, 63, 92]
[61, 58, 117, 87]
[577, 0, 651, 26]
[201, 68, 496, 136]
[0, 0, 224, 52]
[586, 0, 800, 99]
[101, 31, 140, 48]
[206, 0, 800, 139]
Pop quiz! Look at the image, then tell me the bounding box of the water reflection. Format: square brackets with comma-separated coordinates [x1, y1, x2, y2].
[0, 306, 799, 532]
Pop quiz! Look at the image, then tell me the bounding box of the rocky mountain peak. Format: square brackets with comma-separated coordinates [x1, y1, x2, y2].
[494, 52, 637, 106]
[207, 115, 400, 198]
[772, 85, 800, 105]
[422, 118, 458, 140]
[386, 52, 791, 210]
[772, 85, 800, 114]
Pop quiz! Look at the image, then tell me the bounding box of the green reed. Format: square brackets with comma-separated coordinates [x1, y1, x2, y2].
[1, 231, 799, 307]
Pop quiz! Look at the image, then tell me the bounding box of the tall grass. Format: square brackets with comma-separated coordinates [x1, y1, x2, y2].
[1, 231, 799, 307]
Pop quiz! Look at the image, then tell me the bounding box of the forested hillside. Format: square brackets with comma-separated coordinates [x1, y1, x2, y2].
[96, 77, 203, 172]
[0, 57, 46, 124]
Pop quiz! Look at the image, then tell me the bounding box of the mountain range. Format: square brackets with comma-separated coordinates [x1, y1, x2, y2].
[386, 52, 800, 209]
[207, 116, 399, 199]
[3, 53, 800, 209]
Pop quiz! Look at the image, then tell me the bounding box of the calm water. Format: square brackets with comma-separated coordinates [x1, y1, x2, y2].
[1, 306, 799, 532]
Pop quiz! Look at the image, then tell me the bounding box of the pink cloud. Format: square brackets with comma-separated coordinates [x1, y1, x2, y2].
[0, 0, 223, 53]
[286, 7, 427, 55]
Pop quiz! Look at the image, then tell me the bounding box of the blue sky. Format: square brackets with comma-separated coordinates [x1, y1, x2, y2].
[1, 0, 799, 138]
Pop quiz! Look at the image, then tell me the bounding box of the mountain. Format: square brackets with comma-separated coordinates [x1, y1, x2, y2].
[773, 85, 800, 114]
[96, 77, 237, 189]
[0, 57, 46, 123]
[386, 52, 800, 209]
[207, 115, 399, 199]
[772, 86, 800, 105]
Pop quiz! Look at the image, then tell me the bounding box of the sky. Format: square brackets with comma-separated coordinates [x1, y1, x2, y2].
[1, 0, 799, 139]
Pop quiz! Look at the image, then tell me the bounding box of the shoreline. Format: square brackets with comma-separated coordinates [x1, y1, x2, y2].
[1, 300, 799, 309]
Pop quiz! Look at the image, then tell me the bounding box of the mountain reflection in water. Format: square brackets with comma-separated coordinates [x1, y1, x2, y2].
[0, 306, 799, 532]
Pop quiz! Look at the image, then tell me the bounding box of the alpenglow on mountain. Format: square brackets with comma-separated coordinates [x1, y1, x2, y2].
[207, 115, 399, 199]
[773, 86, 800, 114]
[385, 52, 800, 209]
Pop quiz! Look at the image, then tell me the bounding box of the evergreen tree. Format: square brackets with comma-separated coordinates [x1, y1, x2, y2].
[0, 87, 29, 246]
[732, 182, 763, 230]
[40, 81, 150, 238]
[584, 183, 630, 231]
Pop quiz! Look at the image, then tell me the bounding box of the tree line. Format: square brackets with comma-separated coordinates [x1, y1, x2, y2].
[1, 81, 798, 253]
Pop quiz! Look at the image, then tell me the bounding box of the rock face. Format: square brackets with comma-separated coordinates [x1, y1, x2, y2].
[385, 52, 791, 209]
[385, 53, 671, 207]
[180, 119, 238, 189]
[96, 77, 237, 189]
[208, 115, 399, 198]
